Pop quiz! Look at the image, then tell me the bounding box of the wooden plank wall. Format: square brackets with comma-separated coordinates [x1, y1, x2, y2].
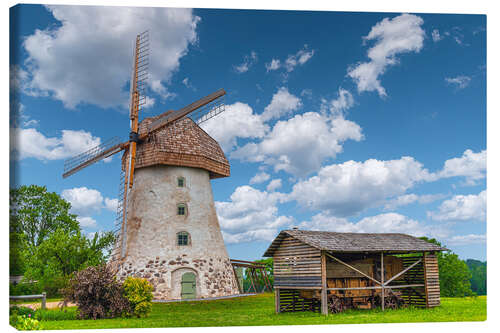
[397, 255, 427, 307]
[424, 253, 441, 307]
[273, 236, 322, 287]
[276, 289, 321, 313]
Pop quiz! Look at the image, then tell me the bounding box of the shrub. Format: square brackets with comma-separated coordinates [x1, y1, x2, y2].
[62, 265, 130, 319]
[122, 277, 154, 318]
[9, 281, 43, 296]
[9, 305, 36, 317]
[9, 314, 42, 330]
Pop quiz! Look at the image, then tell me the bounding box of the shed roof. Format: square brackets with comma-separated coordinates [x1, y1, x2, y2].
[125, 116, 229, 179]
[263, 229, 447, 257]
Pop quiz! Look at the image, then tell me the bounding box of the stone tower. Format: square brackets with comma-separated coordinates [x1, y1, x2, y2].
[115, 115, 239, 300]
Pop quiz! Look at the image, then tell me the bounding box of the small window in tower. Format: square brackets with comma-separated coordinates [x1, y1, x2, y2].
[177, 203, 186, 216]
[177, 232, 190, 246]
[177, 177, 185, 188]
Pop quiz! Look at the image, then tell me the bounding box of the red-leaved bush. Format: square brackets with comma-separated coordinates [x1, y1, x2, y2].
[62, 265, 130, 319]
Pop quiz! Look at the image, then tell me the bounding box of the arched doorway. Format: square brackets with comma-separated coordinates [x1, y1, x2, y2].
[181, 272, 196, 299]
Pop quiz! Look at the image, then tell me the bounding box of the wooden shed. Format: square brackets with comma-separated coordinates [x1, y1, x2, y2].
[263, 229, 446, 314]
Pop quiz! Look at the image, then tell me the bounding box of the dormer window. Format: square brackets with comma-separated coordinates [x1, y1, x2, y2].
[177, 203, 186, 216]
[177, 177, 185, 188]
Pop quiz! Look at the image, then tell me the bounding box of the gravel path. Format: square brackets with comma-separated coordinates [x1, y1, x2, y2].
[10, 301, 76, 310]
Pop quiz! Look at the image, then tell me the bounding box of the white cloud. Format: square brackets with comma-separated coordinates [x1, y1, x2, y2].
[104, 198, 118, 212]
[216, 186, 291, 243]
[428, 190, 486, 222]
[431, 29, 442, 42]
[265, 59, 281, 72]
[447, 234, 486, 245]
[22, 6, 199, 108]
[62, 187, 104, 216]
[438, 149, 486, 185]
[445, 75, 472, 90]
[200, 102, 268, 152]
[77, 217, 98, 228]
[182, 77, 195, 91]
[383, 193, 447, 210]
[233, 51, 258, 73]
[261, 87, 302, 121]
[348, 14, 425, 97]
[267, 179, 282, 192]
[265, 45, 315, 73]
[299, 212, 446, 239]
[232, 112, 363, 177]
[249, 172, 270, 184]
[288, 156, 434, 216]
[321, 88, 355, 117]
[10, 128, 101, 161]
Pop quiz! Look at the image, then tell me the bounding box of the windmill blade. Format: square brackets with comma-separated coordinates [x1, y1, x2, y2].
[62, 137, 125, 178]
[141, 88, 226, 139]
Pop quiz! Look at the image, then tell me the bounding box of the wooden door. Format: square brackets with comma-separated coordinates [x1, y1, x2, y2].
[181, 272, 196, 299]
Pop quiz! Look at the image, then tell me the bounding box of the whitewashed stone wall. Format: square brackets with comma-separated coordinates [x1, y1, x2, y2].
[116, 165, 239, 300]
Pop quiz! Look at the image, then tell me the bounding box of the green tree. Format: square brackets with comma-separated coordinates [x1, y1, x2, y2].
[10, 185, 79, 248]
[10, 216, 26, 275]
[466, 259, 486, 295]
[23, 228, 116, 296]
[419, 237, 474, 297]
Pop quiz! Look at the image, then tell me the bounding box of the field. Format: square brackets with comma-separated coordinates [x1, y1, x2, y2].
[32, 293, 486, 330]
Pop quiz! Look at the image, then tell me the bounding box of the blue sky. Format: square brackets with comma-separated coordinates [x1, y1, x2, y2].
[9, 5, 486, 261]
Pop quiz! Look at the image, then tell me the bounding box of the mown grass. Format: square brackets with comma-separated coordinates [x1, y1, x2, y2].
[39, 293, 486, 330]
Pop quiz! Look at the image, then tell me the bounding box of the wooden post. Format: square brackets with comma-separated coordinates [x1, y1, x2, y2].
[275, 287, 280, 313]
[232, 265, 242, 294]
[423, 252, 429, 308]
[381, 252, 384, 311]
[321, 251, 328, 315]
[41, 292, 46, 310]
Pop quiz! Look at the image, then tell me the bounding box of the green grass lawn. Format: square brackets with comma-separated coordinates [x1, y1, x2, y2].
[39, 293, 486, 330]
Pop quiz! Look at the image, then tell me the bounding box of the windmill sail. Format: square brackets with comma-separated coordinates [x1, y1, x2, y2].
[62, 137, 124, 178]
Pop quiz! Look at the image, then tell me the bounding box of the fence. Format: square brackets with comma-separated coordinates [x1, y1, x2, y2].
[10, 292, 47, 310]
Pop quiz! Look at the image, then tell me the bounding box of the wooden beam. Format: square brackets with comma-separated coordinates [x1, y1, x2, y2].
[325, 252, 382, 286]
[321, 251, 328, 315]
[423, 252, 429, 308]
[232, 265, 242, 294]
[275, 288, 280, 313]
[381, 252, 385, 311]
[384, 258, 422, 285]
[327, 284, 424, 291]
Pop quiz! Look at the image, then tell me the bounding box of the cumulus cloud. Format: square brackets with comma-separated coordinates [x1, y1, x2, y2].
[232, 112, 363, 177]
[348, 14, 425, 97]
[299, 212, 446, 239]
[216, 186, 291, 243]
[321, 88, 355, 117]
[249, 172, 270, 184]
[288, 156, 435, 216]
[22, 6, 199, 108]
[62, 187, 105, 216]
[77, 216, 98, 228]
[265, 45, 315, 73]
[438, 149, 486, 185]
[445, 75, 472, 90]
[428, 190, 486, 222]
[10, 128, 101, 161]
[104, 198, 119, 212]
[261, 87, 302, 121]
[266, 179, 282, 192]
[200, 102, 269, 152]
[233, 51, 258, 73]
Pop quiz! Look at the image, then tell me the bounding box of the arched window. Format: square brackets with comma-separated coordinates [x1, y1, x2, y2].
[177, 177, 185, 188]
[177, 231, 190, 246]
[177, 203, 186, 216]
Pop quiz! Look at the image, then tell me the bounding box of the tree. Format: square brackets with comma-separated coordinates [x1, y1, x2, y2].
[10, 185, 79, 249]
[419, 237, 474, 297]
[23, 228, 116, 296]
[466, 259, 486, 295]
[10, 216, 26, 275]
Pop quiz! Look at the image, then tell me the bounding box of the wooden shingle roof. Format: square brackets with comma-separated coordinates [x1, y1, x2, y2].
[263, 229, 447, 257]
[124, 116, 230, 179]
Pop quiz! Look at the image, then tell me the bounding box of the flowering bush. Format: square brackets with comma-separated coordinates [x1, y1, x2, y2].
[9, 314, 42, 330]
[122, 277, 154, 318]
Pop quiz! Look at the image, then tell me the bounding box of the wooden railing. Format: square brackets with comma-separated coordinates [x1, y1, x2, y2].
[9, 292, 47, 310]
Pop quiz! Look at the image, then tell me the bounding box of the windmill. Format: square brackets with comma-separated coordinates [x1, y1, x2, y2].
[63, 32, 239, 299]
